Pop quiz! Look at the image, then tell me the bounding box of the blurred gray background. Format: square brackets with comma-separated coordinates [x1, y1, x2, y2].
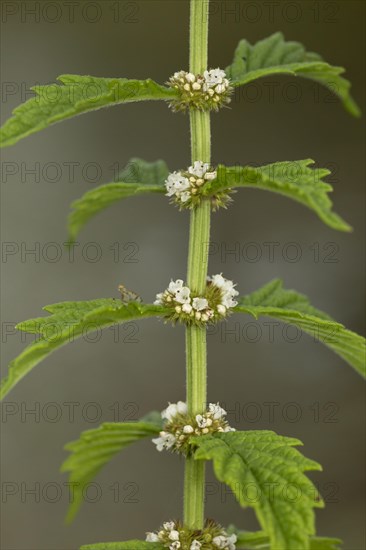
[1, 1, 365, 549]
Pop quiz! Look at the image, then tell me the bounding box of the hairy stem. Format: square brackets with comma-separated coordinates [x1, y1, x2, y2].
[184, 0, 211, 530]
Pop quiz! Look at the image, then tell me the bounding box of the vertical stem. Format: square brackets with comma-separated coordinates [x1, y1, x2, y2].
[184, 0, 211, 530]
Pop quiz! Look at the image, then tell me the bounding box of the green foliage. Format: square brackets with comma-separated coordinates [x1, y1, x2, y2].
[81, 542, 164, 550]
[206, 160, 351, 232]
[2, 3, 363, 546]
[193, 431, 323, 550]
[235, 279, 366, 377]
[62, 415, 162, 522]
[226, 32, 360, 117]
[68, 158, 168, 241]
[233, 529, 342, 550]
[0, 75, 176, 147]
[0, 300, 167, 400]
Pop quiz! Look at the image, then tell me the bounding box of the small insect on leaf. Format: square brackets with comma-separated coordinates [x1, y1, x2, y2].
[118, 284, 142, 303]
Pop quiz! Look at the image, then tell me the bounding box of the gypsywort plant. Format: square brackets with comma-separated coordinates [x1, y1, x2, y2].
[1, 1, 365, 549]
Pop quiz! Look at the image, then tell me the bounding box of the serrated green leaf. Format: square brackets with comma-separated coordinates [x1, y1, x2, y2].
[0, 300, 167, 400]
[226, 32, 360, 117]
[80, 541, 164, 550]
[62, 417, 162, 522]
[68, 158, 169, 242]
[193, 431, 323, 550]
[0, 75, 177, 147]
[233, 529, 342, 549]
[235, 280, 365, 377]
[205, 160, 351, 232]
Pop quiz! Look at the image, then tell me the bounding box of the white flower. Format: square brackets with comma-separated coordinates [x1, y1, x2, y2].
[162, 401, 187, 422]
[165, 172, 190, 197]
[176, 401, 188, 415]
[175, 286, 191, 304]
[185, 72, 196, 83]
[169, 530, 180, 541]
[182, 303, 193, 314]
[170, 542, 181, 550]
[187, 161, 217, 182]
[183, 425, 194, 434]
[208, 403, 227, 420]
[192, 297, 209, 311]
[154, 293, 164, 305]
[190, 541, 202, 550]
[217, 304, 226, 315]
[146, 532, 159, 542]
[204, 170, 217, 181]
[209, 274, 239, 310]
[180, 190, 191, 203]
[210, 273, 227, 288]
[213, 535, 228, 549]
[215, 83, 226, 94]
[227, 534, 237, 550]
[204, 68, 227, 86]
[152, 432, 176, 451]
[163, 521, 176, 531]
[188, 160, 211, 178]
[221, 295, 238, 309]
[212, 533, 237, 549]
[162, 403, 177, 422]
[196, 414, 213, 428]
[168, 279, 184, 293]
[175, 178, 191, 193]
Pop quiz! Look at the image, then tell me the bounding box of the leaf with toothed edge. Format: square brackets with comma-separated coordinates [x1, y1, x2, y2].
[0, 300, 168, 400]
[205, 160, 351, 232]
[62, 413, 163, 522]
[193, 431, 323, 550]
[0, 75, 177, 147]
[67, 158, 169, 242]
[234, 279, 366, 377]
[230, 528, 342, 549]
[226, 32, 360, 117]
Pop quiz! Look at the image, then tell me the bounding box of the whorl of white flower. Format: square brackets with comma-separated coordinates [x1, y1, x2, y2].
[152, 401, 235, 454]
[168, 68, 233, 112]
[164, 162, 217, 207]
[154, 274, 238, 325]
[146, 521, 237, 549]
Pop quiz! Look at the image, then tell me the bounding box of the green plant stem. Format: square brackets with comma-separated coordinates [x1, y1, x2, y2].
[184, 0, 211, 531]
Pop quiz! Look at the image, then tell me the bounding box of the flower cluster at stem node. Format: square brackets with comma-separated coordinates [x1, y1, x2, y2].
[146, 519, 237, 550]
[152, 401, 235, 456]
[168, 69, 233, 112]
[165, 161, 231, 210]
[154, 274, 238, 327]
